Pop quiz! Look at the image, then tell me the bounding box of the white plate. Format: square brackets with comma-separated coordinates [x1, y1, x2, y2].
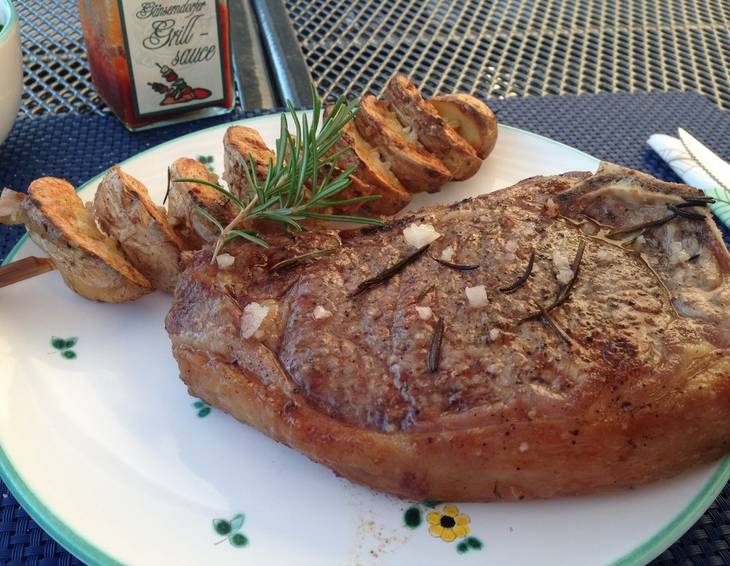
[1, 115, 728, 566]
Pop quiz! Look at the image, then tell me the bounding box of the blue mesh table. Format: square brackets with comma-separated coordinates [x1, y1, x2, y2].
[2, 1, 730, 565]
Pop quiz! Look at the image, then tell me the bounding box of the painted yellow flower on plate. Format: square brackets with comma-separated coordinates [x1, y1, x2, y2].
[426, 504, 471, 542]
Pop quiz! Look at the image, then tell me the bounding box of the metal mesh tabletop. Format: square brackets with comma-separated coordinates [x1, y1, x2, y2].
[13, 0, 730, 118]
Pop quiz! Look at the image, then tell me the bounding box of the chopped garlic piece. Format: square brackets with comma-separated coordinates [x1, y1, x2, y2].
[403, 223, 442, 249]
[415, 306, 433, 320]
[465, 285, 488, 308]
[216, 253, 235, 269]
[440, 245, 455, 262]
[505, 240, 519, 253]
[552, 249, 573, 283]
[241, 303, 269, 339]
[519, 442, 529, 453]
[556, 269, 573, 284]
[313, 305, 333, 320]
[596, 248, 612, 262]
[489, 328, 501, 341]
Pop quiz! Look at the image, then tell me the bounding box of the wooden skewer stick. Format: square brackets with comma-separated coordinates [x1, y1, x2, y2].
[0, 256, 55, 289]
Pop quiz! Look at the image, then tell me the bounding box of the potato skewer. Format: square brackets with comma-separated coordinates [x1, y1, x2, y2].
[0, 178, 152, 302]
[0, 77, 499, 298]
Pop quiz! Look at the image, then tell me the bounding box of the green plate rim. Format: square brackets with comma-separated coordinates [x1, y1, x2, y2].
[0, 0, 18, 44]
[1, 114, 728, 566]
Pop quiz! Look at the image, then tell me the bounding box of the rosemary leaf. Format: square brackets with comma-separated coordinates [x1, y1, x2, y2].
[499, 248, 536, 293]
[416, 283, 436, 302]
[163, 166, 172, 204]
[225, 229, 270, 248]
[316, 195, 382, 207]
[430, 256, 480, 271]
[428, 318, 446, 373]
[607, 213, 676, 238]
[351, 244, 431, 296]
[173, 178, 246, 210]
[193, 203, 224, 231]
[270, 247, 338, 272]
[299, 212, 385, 225]
[667, 204, 706, 220]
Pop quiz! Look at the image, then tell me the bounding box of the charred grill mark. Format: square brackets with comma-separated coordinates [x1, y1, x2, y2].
[499, 248, 535, 294]
[351, 244, 431, 296]
[428, 318, 445, 373]
[430, 256, 480, 271]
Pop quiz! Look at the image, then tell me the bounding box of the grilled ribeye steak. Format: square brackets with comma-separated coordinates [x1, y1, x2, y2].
[166, 162, 730, 501]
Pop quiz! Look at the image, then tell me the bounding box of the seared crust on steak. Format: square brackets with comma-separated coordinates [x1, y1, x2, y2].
[166, 163, 730, 501]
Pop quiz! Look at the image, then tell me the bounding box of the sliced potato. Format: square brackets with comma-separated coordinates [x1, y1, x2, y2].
[327, 114, 411, 215]
[0, 179, 151, 302]
[94, 166, 184, 293]
[354, 95, 451, 193]
[223, 125, 274, 201]
[384, 75, 481, 180]
[0, 188, 26, 224]
[167, 157, 237, 249]
[430, 93, 497, 159]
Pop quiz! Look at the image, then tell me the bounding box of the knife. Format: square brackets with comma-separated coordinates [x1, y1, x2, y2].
[677, 128, 730, 194]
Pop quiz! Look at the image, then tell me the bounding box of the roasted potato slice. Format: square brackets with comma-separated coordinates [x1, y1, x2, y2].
[354, 96, 451, 193]
[167, 157, 237, 249]
[0, 188, 25, 224]
[223, 125, 274, 201]
[94, 166, 184, 293]
[327, 115, 411, 215]
[384, 75, 481, 180]
[430, 93, 497, 159]
[0, 179, 151, 302]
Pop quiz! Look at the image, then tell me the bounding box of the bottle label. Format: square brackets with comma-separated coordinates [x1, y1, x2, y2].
[117, 1, 226, 119]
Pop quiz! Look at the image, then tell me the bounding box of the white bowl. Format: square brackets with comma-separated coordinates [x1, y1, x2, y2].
[0, 0, 21, 145]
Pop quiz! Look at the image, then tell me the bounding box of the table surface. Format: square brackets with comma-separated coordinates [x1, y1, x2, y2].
[3, 1, 730, 565]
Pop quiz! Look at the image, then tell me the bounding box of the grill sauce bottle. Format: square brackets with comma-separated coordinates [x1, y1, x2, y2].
[79, 1, 234, 130]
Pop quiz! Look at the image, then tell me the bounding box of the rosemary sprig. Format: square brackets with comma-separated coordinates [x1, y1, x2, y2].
[173, 84, 383, 263]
